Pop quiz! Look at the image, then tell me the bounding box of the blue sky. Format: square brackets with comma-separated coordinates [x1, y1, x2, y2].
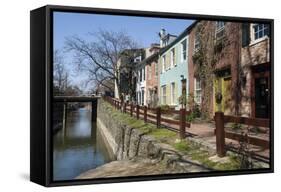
[53, 11, 194, 91]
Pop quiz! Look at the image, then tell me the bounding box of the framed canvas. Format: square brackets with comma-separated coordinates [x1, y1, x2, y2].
[30, 5, 274, 187]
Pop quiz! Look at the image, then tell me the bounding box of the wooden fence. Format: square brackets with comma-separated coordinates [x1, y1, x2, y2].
[214, 112, 270, 157]
[104, 96, 191, 139]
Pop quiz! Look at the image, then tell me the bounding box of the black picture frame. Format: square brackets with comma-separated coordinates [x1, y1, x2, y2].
[30, 4, 274, 187]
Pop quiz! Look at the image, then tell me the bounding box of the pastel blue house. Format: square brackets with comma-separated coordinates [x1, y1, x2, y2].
[159, 28, 190, 109]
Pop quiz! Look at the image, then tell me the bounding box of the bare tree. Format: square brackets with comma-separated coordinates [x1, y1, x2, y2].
[53, 49, 70, 94]
[64, 29, 139, 98]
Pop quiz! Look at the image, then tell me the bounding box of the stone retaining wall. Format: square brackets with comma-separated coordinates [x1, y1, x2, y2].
[97, 99, 210, 173]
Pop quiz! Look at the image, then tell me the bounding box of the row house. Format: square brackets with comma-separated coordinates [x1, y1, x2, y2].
[134, 44, 160, 106]
[240, 23, 270, 118]
[114, 20, 270, 120]
[188, 20, 270, 118]
[158, 25, 195, 109]
[114, 48, 144, 100]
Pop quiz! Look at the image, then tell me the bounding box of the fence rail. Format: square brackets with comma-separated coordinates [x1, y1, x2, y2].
[104, 96, 190, 139]
[214, 112, 270, 157]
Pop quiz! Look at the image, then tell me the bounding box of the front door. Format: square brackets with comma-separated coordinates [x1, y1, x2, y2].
[214, 68, 232, 114]
[251, 64, 270, 119]
[254, 76, 270, 118]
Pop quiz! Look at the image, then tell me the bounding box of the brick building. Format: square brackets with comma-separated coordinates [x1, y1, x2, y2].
[188, 20, 270, 118]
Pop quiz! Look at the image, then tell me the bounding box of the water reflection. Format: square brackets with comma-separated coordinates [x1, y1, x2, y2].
[53, 107, 115, 181]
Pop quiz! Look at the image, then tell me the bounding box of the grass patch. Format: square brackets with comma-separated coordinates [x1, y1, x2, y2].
[148, 128, 177, 142]
[173, 140, 192, 152]
[172, 140, 241, 170]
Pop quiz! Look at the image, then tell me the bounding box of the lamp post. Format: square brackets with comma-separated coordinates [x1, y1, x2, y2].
[181, 75, 187, 109]
[180, 75, 187, 139]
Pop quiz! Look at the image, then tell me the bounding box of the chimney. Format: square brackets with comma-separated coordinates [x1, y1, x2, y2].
[159, 28, 167, 47]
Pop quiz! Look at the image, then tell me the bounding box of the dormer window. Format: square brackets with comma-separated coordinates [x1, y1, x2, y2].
[134, 55, 142, 62]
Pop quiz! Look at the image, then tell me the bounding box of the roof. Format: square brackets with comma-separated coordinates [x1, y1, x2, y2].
[159, 20, 199, 55]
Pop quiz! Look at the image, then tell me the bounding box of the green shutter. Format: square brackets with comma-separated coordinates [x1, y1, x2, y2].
[242, 23, 250, 47]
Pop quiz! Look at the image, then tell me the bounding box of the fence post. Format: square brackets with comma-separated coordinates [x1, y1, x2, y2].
[214, 112, 226, 157]
[156, 107, 161, 128]
[136, 105, 140, 119]
[179, 108, 186, 139]
[130, 103, 133, 116]
[144, 106, 147, 123]
[123, 102, 126, 113]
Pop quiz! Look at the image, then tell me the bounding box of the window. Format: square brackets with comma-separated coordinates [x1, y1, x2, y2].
[253, 24, 269, 40]
[143, 67, 145, 81]
[171, 82, 176, 105]
[170, 48, 175, 67]
[162, 55, 166, 73]
[161, 85, 167, 105]
[194, 33, 200, 52]
[141, 89, 145, 105]
[134, 55, 142, 62]
[138, 91, 141, 105]
[194, 78, 202, 104]
[215, 21, 225, 40]
[181, 40, 187, 61]
[139, 69, 142, 82]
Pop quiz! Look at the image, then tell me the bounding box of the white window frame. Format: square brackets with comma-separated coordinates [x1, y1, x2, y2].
[215, 21, 225, 41]
[170, 48, 175, 67]
[139, 69, 143, 82]
[162, 55, 166, 73]
[250, 23, 269, 45]
[194, 33, 200, 53]
[134, 55, 142, 62]
[171, 82, 176, 105]
[143, 67, 145, 81]
[181, 39, 187, 62]
[194, 78, 202, 104]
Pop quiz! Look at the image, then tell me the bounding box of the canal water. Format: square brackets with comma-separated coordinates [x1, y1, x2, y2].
[53, 106, 115, 181]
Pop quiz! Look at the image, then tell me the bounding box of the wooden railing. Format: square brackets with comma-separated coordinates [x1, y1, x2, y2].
[214, 112, 270, 157]
[104, 96, 191, 139]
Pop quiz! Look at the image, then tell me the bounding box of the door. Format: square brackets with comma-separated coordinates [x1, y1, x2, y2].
[254, 77, 269, 118]
[214, 76, 232, 114]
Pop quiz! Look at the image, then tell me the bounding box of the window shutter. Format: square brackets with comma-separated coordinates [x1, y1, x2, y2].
[242, 23, 250, 47]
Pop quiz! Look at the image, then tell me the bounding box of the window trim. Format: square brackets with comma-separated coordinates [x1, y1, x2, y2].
[171, 82, 176, 105]
[162, 55, 166, 73]
[194, 78, 202, 104]
[170, 48, 176, 67]
[250, 23, 269, 45]
[194, 33, 200, 53]
[181, 39, 187, 62]
[215, 21, 225, 41]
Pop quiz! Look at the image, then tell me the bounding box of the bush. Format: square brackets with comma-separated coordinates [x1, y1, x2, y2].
[160, 104, 170, 111]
